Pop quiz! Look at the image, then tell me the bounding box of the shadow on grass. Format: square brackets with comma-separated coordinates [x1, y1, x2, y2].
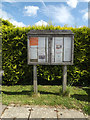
[71, 94, 89, 102]
[71, 87, 90, 102]
[2, 90, 33, 96]
[83, 87, 90, 96]
[2, 90, 59, 96]
[38, 91, 59, 95]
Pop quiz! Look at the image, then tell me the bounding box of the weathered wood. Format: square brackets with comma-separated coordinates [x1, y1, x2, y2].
[27, 36, 30, 64]
[27, 30, 74, 35]
[45, 37, 47, 62]
[62, 65, 67, 93]
[33, 65, 38, 94]
[71, 35, 74, 64]
[28, 62, 73, 65]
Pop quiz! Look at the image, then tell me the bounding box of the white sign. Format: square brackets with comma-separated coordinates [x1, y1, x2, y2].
[30, 46, 37, 59]
[52, 37, 63, 63]
[51, 37, 55, 63]
[55, 37, 63, 63]
[64, 37, 71, 61]
[38, 37, 46, 62]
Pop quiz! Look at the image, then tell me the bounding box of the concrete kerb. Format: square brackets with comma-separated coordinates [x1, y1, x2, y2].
[0, 104, 89, 119]
[0, 105, 7, 118]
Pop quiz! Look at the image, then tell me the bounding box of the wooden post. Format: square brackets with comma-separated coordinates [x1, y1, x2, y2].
[33, 65, 38, 94]
[62, 65, 67, 93]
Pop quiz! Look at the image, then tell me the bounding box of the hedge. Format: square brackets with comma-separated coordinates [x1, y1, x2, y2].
[1, 19, 90, 86]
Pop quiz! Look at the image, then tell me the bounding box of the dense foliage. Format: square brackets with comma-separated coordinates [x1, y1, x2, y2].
[1, 19, 90, 86]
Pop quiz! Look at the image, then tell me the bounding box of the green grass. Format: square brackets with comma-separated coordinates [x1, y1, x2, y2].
[1, 85, 90, 115]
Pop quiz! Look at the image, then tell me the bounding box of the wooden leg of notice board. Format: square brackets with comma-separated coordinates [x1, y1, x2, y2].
[33, 65, 38, 94]
[62, 65, 67, 93]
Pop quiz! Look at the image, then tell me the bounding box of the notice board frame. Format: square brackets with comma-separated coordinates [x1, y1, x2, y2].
[27, 30, 74, 65]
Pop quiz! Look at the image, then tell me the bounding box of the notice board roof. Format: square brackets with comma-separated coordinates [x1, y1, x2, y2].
[27, 30, 74, 35]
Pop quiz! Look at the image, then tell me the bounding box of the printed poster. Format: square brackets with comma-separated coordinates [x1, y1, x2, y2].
[55, 37, 63, 62]
[29, 37, 38, 60]
[64, 37, 71, 61]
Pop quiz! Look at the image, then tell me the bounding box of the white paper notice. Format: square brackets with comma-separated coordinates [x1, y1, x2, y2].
[51, 37, 55, 63]
[55, 37, 63, 63]
[30, 46, 37, 59]
[64, 37, 71, 61]
[38, 37, 46, 62]
[46, 37, 48, 62]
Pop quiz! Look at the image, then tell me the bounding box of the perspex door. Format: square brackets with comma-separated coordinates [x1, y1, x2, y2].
[29, 37, 48, 63]
[51, 37, 63, 63]
[63, 37, 72, 62]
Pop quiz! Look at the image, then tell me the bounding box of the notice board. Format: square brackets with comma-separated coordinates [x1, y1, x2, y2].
[27, 30, 74, 65]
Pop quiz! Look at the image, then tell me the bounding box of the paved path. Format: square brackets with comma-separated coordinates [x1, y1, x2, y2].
[0, 104, 6, 118]
[0, 104, 89, 119]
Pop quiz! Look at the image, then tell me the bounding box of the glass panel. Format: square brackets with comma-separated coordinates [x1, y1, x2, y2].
[29, 37, 38, 62]
[64, 37, 71, 61]
[30, 46, 37, 59]
[46, 37, 48, 62]
[29, 37, 48, 63]
[54, 37, 63, 63]
[38, 37, 46, 62]
[51, 37, 55, 63]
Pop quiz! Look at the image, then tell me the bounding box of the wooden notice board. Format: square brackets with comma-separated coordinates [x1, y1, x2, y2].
[27, 30, 74, 65]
